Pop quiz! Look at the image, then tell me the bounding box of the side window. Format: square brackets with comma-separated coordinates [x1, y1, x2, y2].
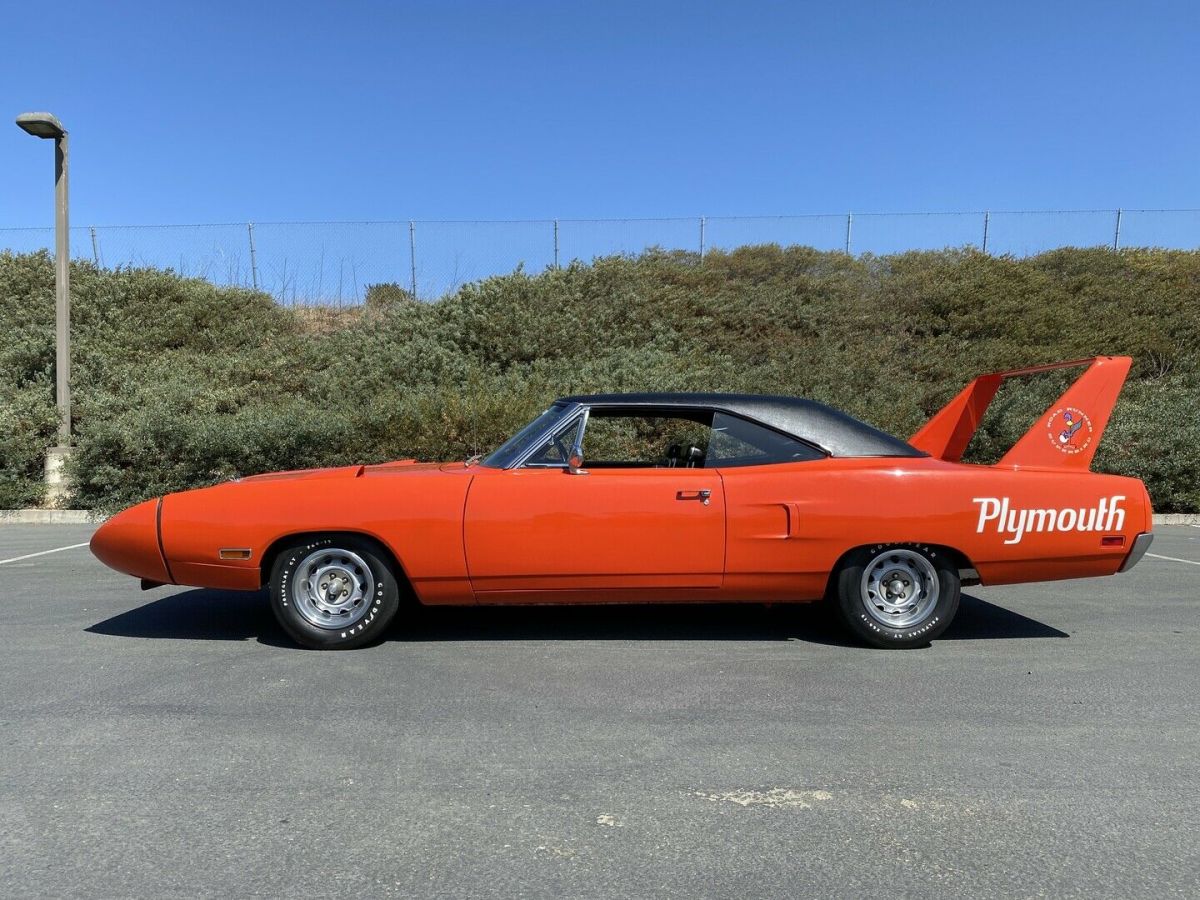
[705, 412, 824, 467]
[582, 411, 713, 468]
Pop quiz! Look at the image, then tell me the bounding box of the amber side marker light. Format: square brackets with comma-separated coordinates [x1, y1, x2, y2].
[219, 548, 253, 560]
[1101, 536, 1126, 548]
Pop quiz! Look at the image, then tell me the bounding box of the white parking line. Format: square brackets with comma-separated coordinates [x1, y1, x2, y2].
[1146, 552, 1200, 567]
[0, 542, 91, 566]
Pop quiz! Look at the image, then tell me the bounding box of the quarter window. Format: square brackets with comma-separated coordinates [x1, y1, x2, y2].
[705, 412, 824, 467]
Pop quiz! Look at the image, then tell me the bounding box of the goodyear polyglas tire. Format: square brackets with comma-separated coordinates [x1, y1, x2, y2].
[835, 544, 960, 648]
[269, 535, 400, 650]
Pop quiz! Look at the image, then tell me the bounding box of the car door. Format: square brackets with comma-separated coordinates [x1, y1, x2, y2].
[463, 408, 726, 599]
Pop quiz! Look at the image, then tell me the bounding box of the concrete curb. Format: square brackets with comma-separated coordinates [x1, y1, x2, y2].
[2, 510, 1198, 526]
[1152, 514, 1200, 526]
[0, 510, 107, 524]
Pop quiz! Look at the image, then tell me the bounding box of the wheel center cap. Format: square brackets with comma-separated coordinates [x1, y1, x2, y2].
[325, 574, 348, 603]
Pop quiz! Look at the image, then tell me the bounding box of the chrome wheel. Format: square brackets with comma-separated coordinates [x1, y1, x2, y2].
[859, 548, 940, 629]
[291, 547, 375, 631]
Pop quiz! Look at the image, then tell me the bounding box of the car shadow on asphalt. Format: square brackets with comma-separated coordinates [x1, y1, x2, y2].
[86, 589, 1068, 647]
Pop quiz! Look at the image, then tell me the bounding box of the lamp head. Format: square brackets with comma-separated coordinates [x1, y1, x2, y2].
[15, 112, 67, 139]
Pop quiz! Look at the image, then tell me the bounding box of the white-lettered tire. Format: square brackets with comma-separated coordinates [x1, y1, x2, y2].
[835, 544, 960, 649]
[269, 535, 401, 650]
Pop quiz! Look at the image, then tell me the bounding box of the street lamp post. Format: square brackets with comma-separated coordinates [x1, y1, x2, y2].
[16, 112, 72, 503]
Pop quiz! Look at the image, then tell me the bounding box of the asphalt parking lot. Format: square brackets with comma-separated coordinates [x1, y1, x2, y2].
[1, 524, 1197, 898]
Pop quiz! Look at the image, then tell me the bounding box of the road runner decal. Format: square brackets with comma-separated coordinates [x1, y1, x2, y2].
[973, 495, 1125, 545]
[1047, 406, 1094, 455]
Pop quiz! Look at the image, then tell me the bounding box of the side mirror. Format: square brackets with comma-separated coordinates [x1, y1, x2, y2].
[567, 445, 588, 475]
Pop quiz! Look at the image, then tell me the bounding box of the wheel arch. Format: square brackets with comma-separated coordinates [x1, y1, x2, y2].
[823, 542, 978, 599]
[259, 530, 417, 601]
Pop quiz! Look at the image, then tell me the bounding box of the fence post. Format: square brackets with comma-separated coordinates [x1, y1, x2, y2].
[89, 226, 100, 266]
[553, 219, 559, 269]
[845, 212, 853, 255]
[1113, 208, 1123, 250]
[982, 211, 990, 254]
[247, 222, 259, 289]
[699, 216, 706, 260]
[408, 220, 417, 298]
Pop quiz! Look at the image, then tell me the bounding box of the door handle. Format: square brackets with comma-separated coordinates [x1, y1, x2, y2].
[676, 489, 712, 505]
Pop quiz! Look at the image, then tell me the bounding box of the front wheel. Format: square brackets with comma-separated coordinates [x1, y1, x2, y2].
[269, 535, 401, 649]
[834, 544, 960, 648]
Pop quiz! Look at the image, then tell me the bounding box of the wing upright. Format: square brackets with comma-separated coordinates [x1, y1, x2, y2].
[909, 356, 1132, 470]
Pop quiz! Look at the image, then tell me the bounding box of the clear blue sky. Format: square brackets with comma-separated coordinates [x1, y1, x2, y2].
[2, 0, 1197, 228]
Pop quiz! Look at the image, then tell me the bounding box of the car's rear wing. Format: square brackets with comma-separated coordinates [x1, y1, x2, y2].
[909, 356, 1132, 470]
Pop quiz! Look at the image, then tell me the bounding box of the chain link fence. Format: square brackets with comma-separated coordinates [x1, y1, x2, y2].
[3, 209, 1200, 305]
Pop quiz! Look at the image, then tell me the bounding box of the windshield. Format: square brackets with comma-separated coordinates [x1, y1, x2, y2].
[480, 402, 575, 469]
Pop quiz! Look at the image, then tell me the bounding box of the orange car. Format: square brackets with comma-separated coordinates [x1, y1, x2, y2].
[92, 356, 1153, 650]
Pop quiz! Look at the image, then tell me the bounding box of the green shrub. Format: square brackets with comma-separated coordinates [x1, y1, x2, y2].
[1, 246, 1197, 512]
[363, 282, 416, 311]
[0, 385, 57, 508]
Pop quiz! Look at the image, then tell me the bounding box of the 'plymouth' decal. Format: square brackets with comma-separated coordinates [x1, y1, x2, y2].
[973, 495, 1125, 544]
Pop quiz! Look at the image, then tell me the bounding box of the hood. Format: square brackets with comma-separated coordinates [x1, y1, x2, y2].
[235, 460, 456, 484]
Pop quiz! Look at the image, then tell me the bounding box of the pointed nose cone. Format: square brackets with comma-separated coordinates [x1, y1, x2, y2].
[90, 498, 173, 583]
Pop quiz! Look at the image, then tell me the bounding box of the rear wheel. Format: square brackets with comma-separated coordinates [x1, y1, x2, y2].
[835, 544, 960, 648]
[269, 535, 400, 650]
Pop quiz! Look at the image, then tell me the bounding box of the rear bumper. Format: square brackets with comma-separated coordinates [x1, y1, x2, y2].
[1119, 532, 1154, 573]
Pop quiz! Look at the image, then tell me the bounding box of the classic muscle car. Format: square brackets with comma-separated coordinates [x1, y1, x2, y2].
[91, 356, 1153, 649]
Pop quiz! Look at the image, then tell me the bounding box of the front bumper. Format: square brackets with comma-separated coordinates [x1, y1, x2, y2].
[1119, 532, 1154, 573]
[90, 497, 173, 584]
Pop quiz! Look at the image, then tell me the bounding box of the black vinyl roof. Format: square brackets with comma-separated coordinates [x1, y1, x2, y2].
[557, 392, 925, 458]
